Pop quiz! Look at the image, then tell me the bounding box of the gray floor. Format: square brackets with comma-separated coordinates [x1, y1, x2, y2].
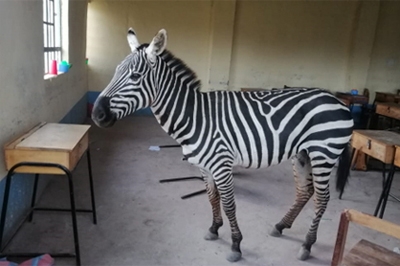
[5, 116, 400, 266]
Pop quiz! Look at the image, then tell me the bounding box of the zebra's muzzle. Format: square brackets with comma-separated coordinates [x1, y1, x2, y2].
[92, 96, 117, 128]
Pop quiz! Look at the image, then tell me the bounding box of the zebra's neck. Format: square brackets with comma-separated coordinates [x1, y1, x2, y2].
[150, 52, 203, 143]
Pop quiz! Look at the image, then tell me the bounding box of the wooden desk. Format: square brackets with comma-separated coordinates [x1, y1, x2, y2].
[351, 130, 400, 164]
[375, 102, 400, 120]
[374, 91, 400, 104]
[349, 130, 400, 217]
[0, 122, 96, 266]
[336, 93, 369, 107]
[4, 122, 90, 174]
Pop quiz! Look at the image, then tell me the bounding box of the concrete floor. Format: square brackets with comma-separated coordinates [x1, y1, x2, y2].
[4, 116, 400, 266]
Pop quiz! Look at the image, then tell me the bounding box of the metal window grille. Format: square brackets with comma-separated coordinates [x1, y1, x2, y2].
[43, 0, 62, 74]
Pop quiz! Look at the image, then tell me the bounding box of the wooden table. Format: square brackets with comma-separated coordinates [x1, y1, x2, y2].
[336, 92, 369, 107]
[374, 91, 400, 104]
[375, 102, 400, 120]
[349, 130, 400, 217]
[0, 122, 97, 266]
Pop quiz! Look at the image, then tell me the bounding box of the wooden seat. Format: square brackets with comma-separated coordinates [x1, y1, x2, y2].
[331, 209, 400, 266]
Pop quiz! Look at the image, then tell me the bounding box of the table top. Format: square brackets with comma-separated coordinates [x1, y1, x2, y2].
[376, 102, 400, 108]
[353, 130, 400, 146]
[6, 122, 90, 152]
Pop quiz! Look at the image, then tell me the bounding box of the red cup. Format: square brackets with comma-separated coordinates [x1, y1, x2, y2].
[49, 60, 58, 75]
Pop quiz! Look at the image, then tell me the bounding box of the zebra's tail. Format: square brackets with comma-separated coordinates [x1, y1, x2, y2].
[336, 144, 352, 198]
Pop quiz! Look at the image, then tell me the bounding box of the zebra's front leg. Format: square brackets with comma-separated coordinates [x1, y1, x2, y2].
[201, 170, 223, 241]
[214, 170, 243, 262]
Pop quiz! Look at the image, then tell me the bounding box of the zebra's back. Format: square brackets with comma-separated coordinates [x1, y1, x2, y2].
[196, 87, 354, 169]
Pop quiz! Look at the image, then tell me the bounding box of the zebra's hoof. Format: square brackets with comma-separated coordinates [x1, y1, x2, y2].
[297, 246, 310, 261]
[269, 226, 282, 237]
[204, 231, 219, 241]
[226, 251, 242, 262]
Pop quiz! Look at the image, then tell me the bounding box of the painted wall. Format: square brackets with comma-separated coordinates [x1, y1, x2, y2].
[87, 0, 212, 93]
[366, 1, 400, 97]
[0, 0, 88, 242]
[230, 0, 357, 91]
[87, 0, 400, 97]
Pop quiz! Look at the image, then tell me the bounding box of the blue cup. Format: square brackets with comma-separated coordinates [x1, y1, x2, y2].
[59, 63, 69, 73]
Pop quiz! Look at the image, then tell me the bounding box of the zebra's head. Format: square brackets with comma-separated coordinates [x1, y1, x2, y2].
[92, 28, 167, 128]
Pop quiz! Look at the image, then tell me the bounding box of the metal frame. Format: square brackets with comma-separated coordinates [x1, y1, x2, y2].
[0, 149, 96, 266]
[158, 145, 206, 199]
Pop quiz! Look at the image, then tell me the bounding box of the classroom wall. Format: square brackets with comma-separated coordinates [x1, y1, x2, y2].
[87, 0, 400, 97]
[0, 0, 88, 242]
[366, 1, 400, 97]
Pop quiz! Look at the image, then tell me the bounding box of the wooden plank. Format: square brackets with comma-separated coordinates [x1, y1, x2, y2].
[331, 212, 350, 266]
[16, 123, 90, 151]
[4, 149, 70, 174]
[342, 239, 400, 266]
[346, 209, 400, 240]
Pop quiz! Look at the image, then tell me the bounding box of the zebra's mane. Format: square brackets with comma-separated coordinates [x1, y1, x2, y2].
[138, 43, 202, 91]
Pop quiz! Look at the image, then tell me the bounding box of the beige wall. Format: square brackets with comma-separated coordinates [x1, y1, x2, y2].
[0, 0, 88, 178]
[87, 0, 400, 97]
[87, 0, 212, 93]
[366, 1, 400, 97]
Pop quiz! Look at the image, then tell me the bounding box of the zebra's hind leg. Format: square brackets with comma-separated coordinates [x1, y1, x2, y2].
[214, 169, 243, 262]
[270, 150, 314, 237]
[201, 170, 223, 241]
[297, 161, 334, 261]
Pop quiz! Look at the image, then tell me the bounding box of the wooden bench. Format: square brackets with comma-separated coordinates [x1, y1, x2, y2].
[331, 209, 400, 266]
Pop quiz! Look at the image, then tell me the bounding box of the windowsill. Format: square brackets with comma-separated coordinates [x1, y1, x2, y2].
[44, 72, 66, 80]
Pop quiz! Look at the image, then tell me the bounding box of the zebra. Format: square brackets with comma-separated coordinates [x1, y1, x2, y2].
[92, 28, 354, 262]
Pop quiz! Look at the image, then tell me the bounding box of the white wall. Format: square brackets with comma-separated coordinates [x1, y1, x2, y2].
[0, 0, 89, 179]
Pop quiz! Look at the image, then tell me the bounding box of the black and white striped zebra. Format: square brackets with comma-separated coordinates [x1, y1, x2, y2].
[92, 28, 354, 262]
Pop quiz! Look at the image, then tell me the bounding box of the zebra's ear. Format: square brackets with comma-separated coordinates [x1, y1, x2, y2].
[146, 29, 167, 60]
[127, 28, 140, 52]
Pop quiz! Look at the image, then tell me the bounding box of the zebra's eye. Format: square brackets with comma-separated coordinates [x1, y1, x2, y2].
[131, 73, 140, 81]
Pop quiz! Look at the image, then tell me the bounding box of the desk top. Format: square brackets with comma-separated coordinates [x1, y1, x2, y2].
[376, 102, 400, 108]
[16, 123, 90, 151]
[4, 122, 91, 174]
[353, 130, 400, 146]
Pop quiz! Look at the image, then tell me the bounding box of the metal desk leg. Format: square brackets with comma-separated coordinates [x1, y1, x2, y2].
[86, 149, 97, 224]
[374, 160, 395, 218]
[28, 174, 39, 222]
[0, 162, 81, 266]
[65, 167, 81, 266]
[379, 165, 396, 219]
[0, 169, 13, 250]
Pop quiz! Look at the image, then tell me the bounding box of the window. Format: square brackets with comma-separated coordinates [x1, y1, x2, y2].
[43, 0, 67, 74]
